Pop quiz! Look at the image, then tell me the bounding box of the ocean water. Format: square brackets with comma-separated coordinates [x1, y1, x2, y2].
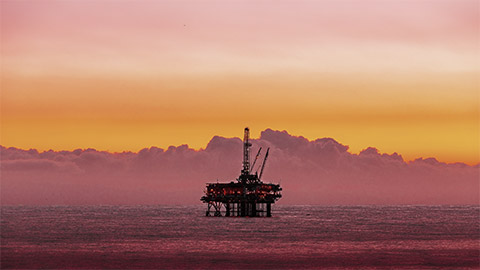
[1, 205, 479, 269]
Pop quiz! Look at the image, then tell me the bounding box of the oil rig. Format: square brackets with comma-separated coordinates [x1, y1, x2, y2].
[201, 127, 282, 217]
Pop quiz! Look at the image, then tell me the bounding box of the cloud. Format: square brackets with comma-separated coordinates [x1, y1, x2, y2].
[1, 159, 80, 173]
[1, 130, 478, 205]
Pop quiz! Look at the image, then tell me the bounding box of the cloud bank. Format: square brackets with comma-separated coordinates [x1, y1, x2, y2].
[1, 129, 478, 205]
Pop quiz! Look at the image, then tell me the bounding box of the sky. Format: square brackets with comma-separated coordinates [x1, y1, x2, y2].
[1, 0, 479, 165]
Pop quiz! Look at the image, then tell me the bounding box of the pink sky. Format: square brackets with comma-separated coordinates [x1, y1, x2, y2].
[1, 0, 479, 165]
[0, 1, 478, 205]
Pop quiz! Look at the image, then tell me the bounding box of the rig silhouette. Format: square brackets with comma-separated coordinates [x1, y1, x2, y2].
[201, 127, 282, 217]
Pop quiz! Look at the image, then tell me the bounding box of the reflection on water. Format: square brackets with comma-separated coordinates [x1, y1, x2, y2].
[1, 205, 479, 269]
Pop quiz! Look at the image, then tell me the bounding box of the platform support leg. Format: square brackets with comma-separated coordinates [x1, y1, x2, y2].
[206, 203, 211, 216]
[251, 202, 256, 217]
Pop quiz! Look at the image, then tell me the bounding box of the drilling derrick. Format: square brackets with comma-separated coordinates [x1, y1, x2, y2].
[201, 127, 282, 217]
[240, 127, 252, 182]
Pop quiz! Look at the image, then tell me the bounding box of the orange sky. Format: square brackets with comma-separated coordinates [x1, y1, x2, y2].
[1, 0, 479, 164]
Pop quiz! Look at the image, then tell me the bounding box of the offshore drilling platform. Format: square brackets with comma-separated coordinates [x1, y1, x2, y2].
[201, 128, 282, 217]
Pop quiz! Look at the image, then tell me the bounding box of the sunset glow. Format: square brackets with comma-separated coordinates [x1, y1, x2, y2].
[1, 0, 478, 164]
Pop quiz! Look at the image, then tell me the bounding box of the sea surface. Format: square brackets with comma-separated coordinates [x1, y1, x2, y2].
[1, 205, 479, 269]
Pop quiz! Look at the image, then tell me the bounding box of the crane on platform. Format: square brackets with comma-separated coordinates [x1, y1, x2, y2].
[258, 148, 270, 181]
[251, 147, 262, 172]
